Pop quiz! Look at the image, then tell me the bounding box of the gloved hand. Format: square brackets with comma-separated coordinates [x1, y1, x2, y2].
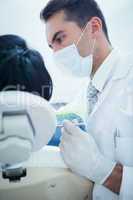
[60, 120, 116, 184]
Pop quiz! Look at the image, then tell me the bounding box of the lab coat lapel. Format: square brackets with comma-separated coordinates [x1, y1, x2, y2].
[89, 52, 133, 118]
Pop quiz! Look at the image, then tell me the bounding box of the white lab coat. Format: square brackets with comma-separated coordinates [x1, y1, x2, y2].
[83, 52, 133, 200]
[61, 52, 133, 199]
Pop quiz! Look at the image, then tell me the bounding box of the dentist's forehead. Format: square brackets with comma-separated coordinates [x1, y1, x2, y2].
[45, 11, 67, 44]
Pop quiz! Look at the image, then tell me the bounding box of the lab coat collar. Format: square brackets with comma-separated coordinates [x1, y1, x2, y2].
[91, 50, 133, 92]
[91, 49, 119, 92]
[87, 50, 133, 118]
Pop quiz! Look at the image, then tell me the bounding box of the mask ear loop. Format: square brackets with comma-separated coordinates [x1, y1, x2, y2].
[76, 22, 90, 47]
[90, 38, 96, 55]
[75, 22, 91, 69]
[76, 22, 96, 57]
[90, 38, 96, 80]
[77, 23, 96, 79]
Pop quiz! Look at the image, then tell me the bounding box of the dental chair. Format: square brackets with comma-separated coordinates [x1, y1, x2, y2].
[0, 91, 93, 200]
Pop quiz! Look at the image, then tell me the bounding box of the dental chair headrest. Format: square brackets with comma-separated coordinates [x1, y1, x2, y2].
[0, 91, 56, 167]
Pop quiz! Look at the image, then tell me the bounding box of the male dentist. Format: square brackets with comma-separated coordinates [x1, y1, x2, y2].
[40, 0, 133, 199]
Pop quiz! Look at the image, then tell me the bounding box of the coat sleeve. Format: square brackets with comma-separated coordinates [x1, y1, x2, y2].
[120, 166, 133, 199]
[119, 73, 133, 199]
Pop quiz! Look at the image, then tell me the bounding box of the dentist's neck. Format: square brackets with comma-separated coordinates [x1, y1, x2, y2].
[91, 38, 113, 76]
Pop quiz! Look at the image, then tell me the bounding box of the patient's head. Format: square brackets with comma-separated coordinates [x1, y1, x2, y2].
[0, 34, 53, 101]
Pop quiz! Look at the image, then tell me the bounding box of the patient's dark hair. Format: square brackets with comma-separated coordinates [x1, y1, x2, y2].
[0, 35, 53, 100]
[40, 0, 110, 42]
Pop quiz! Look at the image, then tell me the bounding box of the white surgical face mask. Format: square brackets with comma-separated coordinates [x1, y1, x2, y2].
[53, 24, 95, 78]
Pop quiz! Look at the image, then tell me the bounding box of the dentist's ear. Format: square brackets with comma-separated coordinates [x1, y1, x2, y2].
[89, 17, 103, 37]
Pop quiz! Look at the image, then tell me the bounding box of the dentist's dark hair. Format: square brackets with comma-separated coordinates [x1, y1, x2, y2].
[0, 34, 53, 100]
[40, 0, 110, 42]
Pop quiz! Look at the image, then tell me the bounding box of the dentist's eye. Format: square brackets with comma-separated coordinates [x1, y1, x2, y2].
[55, 34, 66, 45]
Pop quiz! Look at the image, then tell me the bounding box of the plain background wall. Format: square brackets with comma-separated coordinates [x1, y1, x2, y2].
[0, 0, 133, 102]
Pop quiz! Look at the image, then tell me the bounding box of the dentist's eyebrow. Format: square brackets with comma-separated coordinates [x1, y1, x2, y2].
[49, 31, 64, 48]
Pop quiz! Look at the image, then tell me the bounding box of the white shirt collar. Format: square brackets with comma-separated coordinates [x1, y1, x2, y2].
[91, 49, 119, 92]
